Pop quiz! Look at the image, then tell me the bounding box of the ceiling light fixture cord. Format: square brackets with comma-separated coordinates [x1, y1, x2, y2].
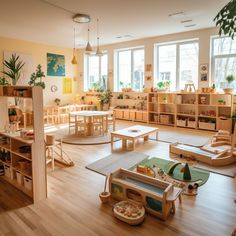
[40, 0, 75, 14]
[96, 18, 103, 56]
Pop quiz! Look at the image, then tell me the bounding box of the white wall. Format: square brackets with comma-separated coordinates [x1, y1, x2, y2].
[77, 27, 218, 93]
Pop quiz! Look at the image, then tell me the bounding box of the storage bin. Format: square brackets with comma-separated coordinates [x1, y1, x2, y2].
[199, 121, 215, 130]
[154, 115, 158, 123]
[187, 120, 196, 128]
[176, 119, 187, 127]
[16, 171, 24, 185]
[4, 165, 11, 178]
[160, 115, 171, 125]
[23, 176, 33, 191]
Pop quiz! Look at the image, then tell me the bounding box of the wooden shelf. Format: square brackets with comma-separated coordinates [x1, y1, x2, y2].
[0, 143, 11, 151]
[11, 150, 32, 161]
[1, 175, 33, 198]
[12, 166, 32, 179]
[177, 113, 196, 117]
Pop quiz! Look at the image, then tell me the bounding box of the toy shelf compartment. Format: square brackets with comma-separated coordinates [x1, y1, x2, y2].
[0, 86, 32, 98]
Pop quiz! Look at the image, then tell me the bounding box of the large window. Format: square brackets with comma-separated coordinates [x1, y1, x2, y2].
[155, 40, 199, 90]
[115, 47, 144, 91]
[84, 54, 108, 91]
[212, 36, 236, 90]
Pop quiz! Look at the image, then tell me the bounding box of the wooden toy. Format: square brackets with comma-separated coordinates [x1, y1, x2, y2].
[170, 125, 236, 166]
[136, 165, 155, 177]
[109, 168, 182, 221]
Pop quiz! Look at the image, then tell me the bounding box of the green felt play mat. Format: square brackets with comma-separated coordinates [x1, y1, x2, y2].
[132, 157, 210, 186]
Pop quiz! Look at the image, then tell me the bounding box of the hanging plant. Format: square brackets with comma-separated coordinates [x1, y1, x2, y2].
[2, 54, 25, 85]
[28, 64, 46, 89]
[214, 0, 236, 39]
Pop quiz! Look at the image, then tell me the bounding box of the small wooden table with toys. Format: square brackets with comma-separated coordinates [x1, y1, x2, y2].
[111, 125, 158, 151]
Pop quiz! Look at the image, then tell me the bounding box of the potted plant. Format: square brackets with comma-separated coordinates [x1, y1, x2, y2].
[80, 96, 85, 104]
[218, 99, 225, 105]
[99, 176, 111, 204]
[0, 77, 9, 85]
[223, 74, 235, 94]
[211, 83, 216, 93]
[54, 98, 61, 106]
[28, 64, 46, 89]
[8, 108, 17, 122]
[98, 90, 113, 111]
[2, 54, 25, 86]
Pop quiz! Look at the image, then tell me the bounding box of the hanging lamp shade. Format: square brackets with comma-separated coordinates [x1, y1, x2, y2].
[85, 25, 93, 54]
[71, 28, 78, 64]
[96, 19, 103, 57]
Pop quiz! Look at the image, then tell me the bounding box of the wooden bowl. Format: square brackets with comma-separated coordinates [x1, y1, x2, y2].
[99, 192, 111, 204]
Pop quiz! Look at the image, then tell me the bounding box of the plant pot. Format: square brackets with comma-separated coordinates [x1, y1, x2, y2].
[211, 88, 216, 93]
[223, 88, 233, 94]
[99, 192, 111, 204]
[102, 103, 109, 111]
[9, 115, 17, 122]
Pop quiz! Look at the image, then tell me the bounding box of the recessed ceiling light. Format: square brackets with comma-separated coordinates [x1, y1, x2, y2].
[169, 12, 185, 19]
[184, 24, 196, 28]
[181, 19, 193, 24]
[116, 35, 133, 39]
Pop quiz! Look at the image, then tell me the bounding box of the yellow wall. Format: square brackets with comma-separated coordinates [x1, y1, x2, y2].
[78, 27, 219, 92]
[0, 37, 79, 105]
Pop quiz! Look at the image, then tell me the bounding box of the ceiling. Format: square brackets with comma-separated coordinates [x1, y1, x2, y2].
[0, 0, 228, 48]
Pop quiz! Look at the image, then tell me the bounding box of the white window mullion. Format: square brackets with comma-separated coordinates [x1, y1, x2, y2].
[176, 44, 180, 90]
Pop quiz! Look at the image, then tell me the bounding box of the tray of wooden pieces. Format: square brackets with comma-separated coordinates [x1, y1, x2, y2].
[113, 200, 145, 225]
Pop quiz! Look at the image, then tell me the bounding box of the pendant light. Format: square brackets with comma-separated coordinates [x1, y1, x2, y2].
[85, 23, 93, 54]
[71, 28, 77, 64]
[96, 18, 103, 57]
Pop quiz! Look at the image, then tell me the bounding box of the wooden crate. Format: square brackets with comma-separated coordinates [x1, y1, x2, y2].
[115, 110, 124, 119]
[160, 115, 171, 125]
[123, 110, 130, 120]
[199, 121, 215, 130]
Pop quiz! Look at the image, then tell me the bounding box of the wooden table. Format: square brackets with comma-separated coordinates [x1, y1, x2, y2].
[69, 111, 110, 136]
[111, 125, 158, 151]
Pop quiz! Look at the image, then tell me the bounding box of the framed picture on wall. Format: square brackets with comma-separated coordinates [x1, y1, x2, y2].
[200, 64, 208, 82]
[47, 53, 65, 76]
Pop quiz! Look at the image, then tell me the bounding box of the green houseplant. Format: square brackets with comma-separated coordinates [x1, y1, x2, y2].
[98, 90, 113, 110]
[2, 54, 25, 85]
[28, 64, 46, 89]
[224, 74, 235, 94]
[214, 0, 236, 39]
[0, 77, 9, 85]
[8, 108, 17, 122]
[54, 98, 61, 106]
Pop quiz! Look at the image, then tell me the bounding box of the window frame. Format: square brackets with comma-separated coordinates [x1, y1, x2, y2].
[155, 39, 199, 90]
[211, 36, 236, 86]
[115, 46, 145, 92]
[84, 53, 108, 91]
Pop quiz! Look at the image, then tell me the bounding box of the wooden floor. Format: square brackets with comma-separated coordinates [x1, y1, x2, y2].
[0, 125, 236, 236]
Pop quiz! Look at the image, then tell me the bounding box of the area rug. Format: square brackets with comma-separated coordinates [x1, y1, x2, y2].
[86, 152, 148, 176]
[46, 120, 212, 147]
[134, 157, 210, 186]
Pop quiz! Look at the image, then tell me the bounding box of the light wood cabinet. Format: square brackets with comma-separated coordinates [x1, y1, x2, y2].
[0, 86, 47, 202]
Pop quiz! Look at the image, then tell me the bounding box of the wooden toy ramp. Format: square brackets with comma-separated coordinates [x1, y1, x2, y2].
[170, 143, 236, 166]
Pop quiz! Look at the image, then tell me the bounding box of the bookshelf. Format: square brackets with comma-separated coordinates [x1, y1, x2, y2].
[0, 86, 47, 202]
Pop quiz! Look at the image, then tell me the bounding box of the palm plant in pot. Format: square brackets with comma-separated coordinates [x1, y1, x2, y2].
[2, 54, 25, 85]
[98, 90, 113, 111]
[224, 74, 235, 94]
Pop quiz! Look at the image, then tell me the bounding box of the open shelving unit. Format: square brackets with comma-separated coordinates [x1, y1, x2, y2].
[0, 86, 47, 202]
[113, 92, 148, 123]
[148, 92, 233, 132]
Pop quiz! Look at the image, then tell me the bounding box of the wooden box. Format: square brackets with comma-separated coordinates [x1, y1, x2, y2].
[217, 118, 232, 133]
[129, 111, 136, 121]
[199, 121, 215, 130]
[24, 176, 33, 191]
[160, 115, 170, 125]
[142, 112, 148, 122]
[115, 110, 124, 119]
[176, 119, 187, 127]
[16, 171, 24, 185]
[187, 120, 196, 128]
[136, 112, 143, 121]
[123, 110, 130, 120]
